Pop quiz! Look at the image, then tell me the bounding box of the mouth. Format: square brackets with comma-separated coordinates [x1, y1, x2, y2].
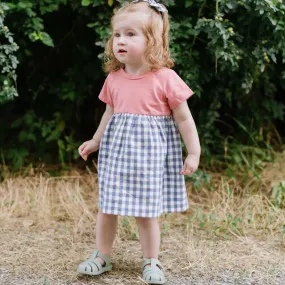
[118, 49, 127, 54]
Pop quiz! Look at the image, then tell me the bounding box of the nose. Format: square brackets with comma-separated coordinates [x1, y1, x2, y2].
[118, 36, 126, 45]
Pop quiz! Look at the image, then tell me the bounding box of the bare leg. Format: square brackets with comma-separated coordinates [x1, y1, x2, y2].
[95, 209, 118, 264]
[135, 217, 160, 259]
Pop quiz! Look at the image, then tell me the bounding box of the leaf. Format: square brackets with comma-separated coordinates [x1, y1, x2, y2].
[226, 3, 233, 9]
[82, 0, 91, 6]
[122, 217, 129, 227]
[185, 0, 193, 8]
[270, 53, 277, 63]
[108, 0, 113, 7]
[40, 32, 54, 47]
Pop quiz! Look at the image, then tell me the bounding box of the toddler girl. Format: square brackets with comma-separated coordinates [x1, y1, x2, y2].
[78, 0, 201, 284]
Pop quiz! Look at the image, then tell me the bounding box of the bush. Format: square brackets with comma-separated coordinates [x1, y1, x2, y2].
[1, 0, 285, 169]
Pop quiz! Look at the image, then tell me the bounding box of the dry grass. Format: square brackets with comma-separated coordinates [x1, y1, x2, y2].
[1, 152, 285, 284]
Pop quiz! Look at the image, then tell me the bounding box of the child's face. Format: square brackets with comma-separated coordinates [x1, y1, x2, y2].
[112, 13, 147, 66]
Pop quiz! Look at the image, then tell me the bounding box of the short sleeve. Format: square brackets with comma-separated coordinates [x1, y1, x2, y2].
[165, 70, 194, 110]
[98, 75, 114, 107]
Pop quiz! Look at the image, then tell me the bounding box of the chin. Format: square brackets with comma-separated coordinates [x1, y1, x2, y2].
[118, 59, 128, 64]
[114, 56, 124, 62]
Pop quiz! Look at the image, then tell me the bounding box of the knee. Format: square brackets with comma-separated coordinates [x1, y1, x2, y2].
[98, 209, 118, 221]
[135, 217, 157, 227]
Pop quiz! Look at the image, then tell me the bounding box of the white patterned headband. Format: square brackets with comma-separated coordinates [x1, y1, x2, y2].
[132, 0, 168, 13]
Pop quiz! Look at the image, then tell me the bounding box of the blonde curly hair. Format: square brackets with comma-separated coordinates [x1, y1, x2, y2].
[103, 1, 174, 73]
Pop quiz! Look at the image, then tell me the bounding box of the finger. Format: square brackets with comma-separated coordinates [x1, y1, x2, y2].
[82, 143, 92, 156]
[78, 142, 87, 154]
[79, 145, 89, 160]
[82, 151, 89, 160]
[78, 142, 85, 151]
[80, 150, 86, 159]
[180, 164, 186, 174]
[187, 167, 195, 176]
[81, 150, 88, 160]
[186, 169, 193, 176]
[83, 146, 93, 159]
[184, 165, 193, 176]
[190, 167, 196, 174]
[82, 145, 92, 156]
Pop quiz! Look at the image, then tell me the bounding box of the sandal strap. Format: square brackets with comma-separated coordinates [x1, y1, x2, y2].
[91, 250, 111, 265]
[142, 258, 164, 271]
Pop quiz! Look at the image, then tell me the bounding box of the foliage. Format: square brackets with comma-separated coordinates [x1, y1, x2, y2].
[272, 181, 285, 208]
[0, 2, 19, 101]
[0, 0, 285, 170]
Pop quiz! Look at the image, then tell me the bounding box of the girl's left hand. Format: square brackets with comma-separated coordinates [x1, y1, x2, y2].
[180, 154, 200, 176]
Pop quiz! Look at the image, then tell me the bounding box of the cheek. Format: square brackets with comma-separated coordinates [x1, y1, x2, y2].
[129, 44, 145, 57]
[134, 39, 146, 53]
[139, 37, 146, 48]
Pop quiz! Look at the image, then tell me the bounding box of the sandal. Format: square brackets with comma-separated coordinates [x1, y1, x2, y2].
[142, 258, 166, 284]
[77, 250, 112, 276]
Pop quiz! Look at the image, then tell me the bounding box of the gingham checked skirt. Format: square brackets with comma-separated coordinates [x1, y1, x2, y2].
[98, 113, 189, 217]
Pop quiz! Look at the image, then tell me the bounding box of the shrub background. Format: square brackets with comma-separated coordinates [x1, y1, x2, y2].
[0, 0, 285, 170]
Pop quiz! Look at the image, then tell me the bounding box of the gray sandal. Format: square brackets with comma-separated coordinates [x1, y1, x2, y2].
[142, 258, 166, 284]
[77, 250, 112, 275]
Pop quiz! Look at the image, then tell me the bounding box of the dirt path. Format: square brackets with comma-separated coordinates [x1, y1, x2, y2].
[1, 221, 285, 285]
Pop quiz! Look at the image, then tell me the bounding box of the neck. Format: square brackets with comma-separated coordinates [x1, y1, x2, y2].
[124, 64, 150, 76]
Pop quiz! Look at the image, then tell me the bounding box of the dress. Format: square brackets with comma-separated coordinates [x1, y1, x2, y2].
[97, 67, 194, 218]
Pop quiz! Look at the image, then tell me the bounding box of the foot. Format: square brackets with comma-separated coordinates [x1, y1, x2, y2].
[143, 257, 161, 270]
[142, 258, 166, 284]
[77, 250, 112, 276]
[95, 256, 106, 266]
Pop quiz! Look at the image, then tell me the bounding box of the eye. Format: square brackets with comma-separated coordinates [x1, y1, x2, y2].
[128, 32, 135, 37]
[114, 33, 120, 37]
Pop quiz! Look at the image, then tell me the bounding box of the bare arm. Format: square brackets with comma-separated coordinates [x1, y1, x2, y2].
[78, 104, 114, 161]
[172, 101, 201, 175]
[92, 104, 114, 143]
[173, 101, 201, 156]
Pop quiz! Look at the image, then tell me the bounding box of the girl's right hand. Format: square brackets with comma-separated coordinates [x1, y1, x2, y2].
[78, 139, 100, 161]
